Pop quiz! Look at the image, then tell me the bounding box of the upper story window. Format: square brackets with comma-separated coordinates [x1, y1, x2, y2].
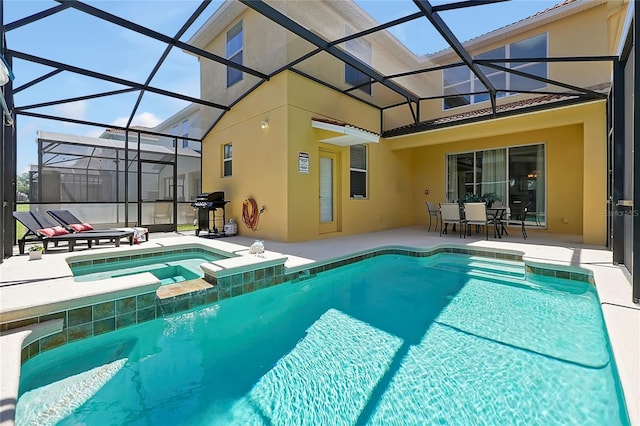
[171, 125, 179, 148]
[345, 35, 372, 95]
[222, 143, 232, 177]
[226, 21, 243, 87]
[181, 120, 189, 148]
[443, 33, 547, 110]
[350, 144, 367, 198]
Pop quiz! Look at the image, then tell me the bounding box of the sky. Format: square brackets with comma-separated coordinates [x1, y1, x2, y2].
[4, 0, 561, 174]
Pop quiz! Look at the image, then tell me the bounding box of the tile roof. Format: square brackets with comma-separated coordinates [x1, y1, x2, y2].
[427, 0, 580, 57]
[385, 82, 610, 136]
[478, 0, 580, 39]
[102, 127, 158, 139]
[528, 0, 578, 20]
[311, 117, 379, 136]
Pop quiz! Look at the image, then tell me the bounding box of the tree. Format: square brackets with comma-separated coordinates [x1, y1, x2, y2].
[16, 172, 30, 201]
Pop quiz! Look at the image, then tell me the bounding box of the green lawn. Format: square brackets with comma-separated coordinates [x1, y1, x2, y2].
[15, 203, 29, 242]
[177, 224, 197, 232]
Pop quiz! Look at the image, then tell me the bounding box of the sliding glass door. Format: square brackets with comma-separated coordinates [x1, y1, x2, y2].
[478, 148, 507, 203]
[446, 143, 545, 225]
[508, 145, 545, 225]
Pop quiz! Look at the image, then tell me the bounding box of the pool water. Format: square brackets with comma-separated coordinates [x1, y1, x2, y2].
[71, 251, 224, 284]
[17, 254, 629, 425]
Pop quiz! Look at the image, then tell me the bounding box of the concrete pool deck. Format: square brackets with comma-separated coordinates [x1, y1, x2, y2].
[1, 226, 638, 425]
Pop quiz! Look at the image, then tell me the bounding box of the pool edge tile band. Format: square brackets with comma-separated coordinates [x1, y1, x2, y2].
[67, 244, 234, 270]
[3, 244, 597, 363]
[13, 253, 629, 426]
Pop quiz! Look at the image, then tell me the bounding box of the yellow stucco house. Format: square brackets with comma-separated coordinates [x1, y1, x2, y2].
[188, 0, 630, 245]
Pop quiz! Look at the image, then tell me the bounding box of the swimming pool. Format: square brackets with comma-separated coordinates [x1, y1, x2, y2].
[16, 253, 629, 425]
[70, 247, 230, 284]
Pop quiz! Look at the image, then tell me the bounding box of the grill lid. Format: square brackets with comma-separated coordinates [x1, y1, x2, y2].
[196, 191, 224, 202]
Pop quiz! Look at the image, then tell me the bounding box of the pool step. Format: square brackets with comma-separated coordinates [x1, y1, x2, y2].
[425, 255, 525, 280]
[424, 255, 592, 295]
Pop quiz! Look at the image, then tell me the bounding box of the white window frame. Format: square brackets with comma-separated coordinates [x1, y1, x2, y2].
[445, 142, 547, 226]
[171, 124, 179, 147]
[442, 33, 548, 110]
[181, 120, 189, 148]
[222, 143, 232, 177]
[226, 21, 243, 88]
[350, 144, 368, 199]
[344, 28, 372, 95]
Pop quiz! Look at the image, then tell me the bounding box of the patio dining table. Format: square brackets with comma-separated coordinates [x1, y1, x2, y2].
[486, 206, 508, 238]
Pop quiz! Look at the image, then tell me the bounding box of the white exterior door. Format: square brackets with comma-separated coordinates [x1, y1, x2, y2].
[319, 151, 338, 233]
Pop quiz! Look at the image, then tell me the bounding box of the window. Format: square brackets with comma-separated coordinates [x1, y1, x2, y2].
[350, 144, 367, 198]
[446, 143, 546, 225]
[472, 47, 507, 103]
[443, 33, 547, 110]
[171, 125, 179, 148]
[190, 174, 201, 200]
[344, 34, 372, 95]
[226, 21, 243, 87]
[181, 120, 189, 148]
[163, 176, 184, 200]
[223, 143, 232, 177]
[509, 34, 548, 93]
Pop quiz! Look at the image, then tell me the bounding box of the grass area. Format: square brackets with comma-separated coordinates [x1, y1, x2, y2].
[15, 203, 29, 242]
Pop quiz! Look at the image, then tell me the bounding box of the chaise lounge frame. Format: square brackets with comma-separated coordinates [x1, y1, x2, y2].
[13, 211, 134, 254]
[47, 209, 149, 243]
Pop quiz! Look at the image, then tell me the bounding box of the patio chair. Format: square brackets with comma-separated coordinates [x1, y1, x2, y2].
[487, 203, 509, 237]
[508, 202, 530, 239]
[439, 203, 465, 238]
[153, 203, 172, 224]
[13, 211, 101, 254]
[425, 201, 440, 232]
[46, 210, 142, 244]
[463, 202, 494, 240]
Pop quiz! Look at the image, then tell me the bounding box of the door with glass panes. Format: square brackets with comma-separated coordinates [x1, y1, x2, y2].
[319, 150, 339, 233]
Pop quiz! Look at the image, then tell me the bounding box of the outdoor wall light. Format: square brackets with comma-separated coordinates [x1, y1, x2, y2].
[261, 120, 269, 129]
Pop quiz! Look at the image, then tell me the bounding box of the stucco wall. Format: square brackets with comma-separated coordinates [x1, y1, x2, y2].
[390, 100, 606, 245]
[285, 72, 415, 241]
[203, 71, 418, 242]
[204, 68, 606, 244]
[409, 124, 584, 236]
[384, 1, 624, 131]
[203, 73, 289, 241]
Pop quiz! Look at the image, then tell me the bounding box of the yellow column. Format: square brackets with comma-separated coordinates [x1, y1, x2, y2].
[582, 101, 608, 245]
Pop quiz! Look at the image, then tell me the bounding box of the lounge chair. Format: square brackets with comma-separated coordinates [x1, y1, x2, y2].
[47, 209, 148, 243]
[13, 211, 132, 254]
[35, 210, 135, 248]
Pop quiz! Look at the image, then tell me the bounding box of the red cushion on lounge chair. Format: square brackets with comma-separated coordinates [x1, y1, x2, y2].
[37, 226, 70, 237]
[69, 223, 94, 232]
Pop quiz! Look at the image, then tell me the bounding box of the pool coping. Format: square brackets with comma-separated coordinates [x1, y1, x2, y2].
[0, 239, 636, 425]
[66, 243, 236, 270]
[0, 319, 63, 426]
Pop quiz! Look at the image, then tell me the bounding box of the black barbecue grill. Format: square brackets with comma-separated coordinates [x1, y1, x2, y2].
[191, 192, 229, 237]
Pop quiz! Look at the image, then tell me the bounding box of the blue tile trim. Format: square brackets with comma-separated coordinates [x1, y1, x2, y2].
[9, 244, 595, 362]
[67, 247, 229, 270]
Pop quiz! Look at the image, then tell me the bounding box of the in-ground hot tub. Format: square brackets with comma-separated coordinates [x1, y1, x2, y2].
[68, 245, 233, 285]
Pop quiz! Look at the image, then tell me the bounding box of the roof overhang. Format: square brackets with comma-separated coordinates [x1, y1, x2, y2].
[311, 119, 380, 146]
